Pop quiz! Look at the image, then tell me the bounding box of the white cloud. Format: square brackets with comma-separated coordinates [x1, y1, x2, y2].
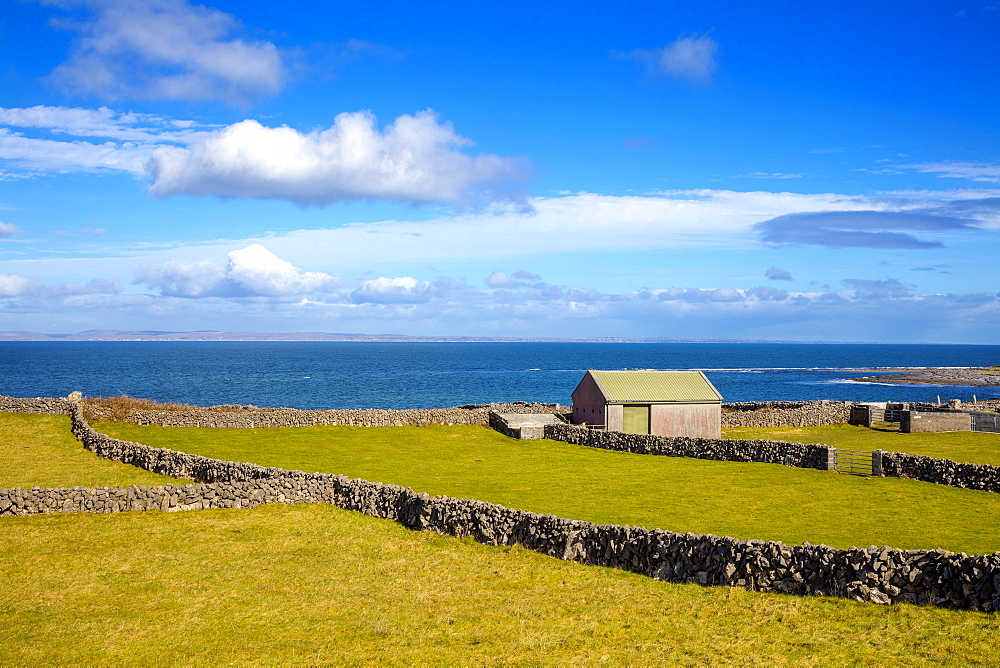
[0, 127, 152, 174]
[226, 244, 338, 296]
[351, 276, 432, 304]
[147, 111, 534, 207]
[485, 270, 522, 289]
[0, 273, 42, 297]
[134, 259, 228, 297]
[135, 244, 339, 298]
[0, 222, 22, 238]
[904, 161, 1000, 183]
[0, 106, 210, 143]
[45, 0, 285, 105]
[623, 36, 719, 83]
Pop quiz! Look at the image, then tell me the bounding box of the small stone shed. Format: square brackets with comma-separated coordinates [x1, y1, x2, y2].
[571, 370, 723, 438]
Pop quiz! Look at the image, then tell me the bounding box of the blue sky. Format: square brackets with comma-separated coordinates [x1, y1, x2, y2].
[1, 0, 998, 342]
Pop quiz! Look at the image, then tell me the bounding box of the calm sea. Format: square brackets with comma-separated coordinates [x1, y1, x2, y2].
[1, 342, 998, 409]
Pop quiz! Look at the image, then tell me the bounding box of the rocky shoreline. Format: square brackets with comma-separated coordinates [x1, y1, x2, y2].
[852, 368, 1000, 387]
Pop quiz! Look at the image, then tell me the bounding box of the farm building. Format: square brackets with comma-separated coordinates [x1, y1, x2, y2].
[571, 370, 723, 438]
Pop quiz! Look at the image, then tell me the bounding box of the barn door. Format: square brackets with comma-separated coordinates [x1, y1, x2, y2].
[623, 405, 650, 435]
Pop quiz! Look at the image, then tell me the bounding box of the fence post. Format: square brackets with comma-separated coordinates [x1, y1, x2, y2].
[819, 445, 836, 471]
[871, 450, 884, 477]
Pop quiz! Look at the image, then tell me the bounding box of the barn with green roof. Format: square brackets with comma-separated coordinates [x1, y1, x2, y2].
[571, 370, 723, 438]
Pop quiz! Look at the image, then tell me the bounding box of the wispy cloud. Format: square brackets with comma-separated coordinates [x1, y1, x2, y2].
[738, 172, 807, 180]
[765, 267, 792, 281]
[0, 106, 211, 143]
[44, 0, 285, 105]
[904, 161, 1000, 183]
[0, 222, 23, 238]
[618, 36, 719, 83]
[754, 210, 980, 249]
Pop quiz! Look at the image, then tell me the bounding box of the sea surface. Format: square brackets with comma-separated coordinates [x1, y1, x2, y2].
[1, 342, 998, 409]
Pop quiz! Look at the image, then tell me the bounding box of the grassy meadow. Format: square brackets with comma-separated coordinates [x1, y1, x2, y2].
[3, 503, 1000, 665]
[4, 410, 1000, 664]
[0, 412, 181, 488]
[723, 422, 1000, 466]
[93, 421, 1000, 554]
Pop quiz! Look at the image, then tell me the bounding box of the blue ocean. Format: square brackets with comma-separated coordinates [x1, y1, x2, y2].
[1, 342, 998, 409]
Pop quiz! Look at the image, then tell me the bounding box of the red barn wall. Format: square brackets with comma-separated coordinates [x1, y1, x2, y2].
[571, 374, 606, 427]
[650, 403, 721, 438]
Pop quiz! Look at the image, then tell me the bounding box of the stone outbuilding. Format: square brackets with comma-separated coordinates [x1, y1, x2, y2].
[571, 370, 723, 437]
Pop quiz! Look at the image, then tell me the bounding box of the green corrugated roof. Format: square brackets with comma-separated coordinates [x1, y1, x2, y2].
[587, 370, 722, 403]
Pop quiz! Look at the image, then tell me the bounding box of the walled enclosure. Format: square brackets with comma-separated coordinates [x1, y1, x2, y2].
[2, 395, 1000, 611]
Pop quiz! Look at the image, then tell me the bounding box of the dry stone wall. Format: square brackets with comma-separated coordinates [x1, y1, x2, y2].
[721, 401, 852, 428]
[544, 423, 832, 469]
[0, 396, 72, 415]
[882, 451, 1000, 494]
[82, 401, 566, 428]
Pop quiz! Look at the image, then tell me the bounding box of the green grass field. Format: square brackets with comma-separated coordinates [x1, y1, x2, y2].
[3, 503, 999, 665]
[0, 412, 181, 488]
[93, 421, 1000, 554]
[4, 411, 1000, 663]
[723, 422, 1000, 466]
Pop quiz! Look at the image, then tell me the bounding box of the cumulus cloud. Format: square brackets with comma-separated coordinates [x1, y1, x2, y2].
[0, 273, 42, 297]
[147, 111, 534, 207]
[621, 36, 719, 83]
[0, 221, 22, 238]
[746, 286, 789, 301]
[754, 210, 979, 249]
[135, 244, 339, 298]
[351, 276, 432, 304]
[841, 278, 913, 299]
[135, 259, 228, 297]
[44, 0, 285, 105]
[765, 267, 792, 281]
[512, 270, 541, 280]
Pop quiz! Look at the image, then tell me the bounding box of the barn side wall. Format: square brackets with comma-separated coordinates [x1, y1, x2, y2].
[571, 374, 606, 427]
[650, 403, 721, 438]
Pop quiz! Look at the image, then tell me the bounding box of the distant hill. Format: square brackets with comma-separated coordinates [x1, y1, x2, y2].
[0, 330, 821, 343]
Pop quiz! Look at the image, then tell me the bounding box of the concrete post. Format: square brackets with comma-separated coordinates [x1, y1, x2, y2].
[819, 445, 836, 471]
[872, 450, 884, 477]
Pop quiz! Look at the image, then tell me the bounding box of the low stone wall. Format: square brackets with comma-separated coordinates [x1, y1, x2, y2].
[80, 401, 566, 428]
[0, 403, 995, 612]
[544, 423, 832, 469]
[0, 394, 850, 428]
[882, 452, 1000, 494]
[721, 401, 852, 428]
[0, 396, 72, 415]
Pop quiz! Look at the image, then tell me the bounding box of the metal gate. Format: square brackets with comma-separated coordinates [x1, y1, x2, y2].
[834, 449, 873, 476]
[971, 412, 1000, 434]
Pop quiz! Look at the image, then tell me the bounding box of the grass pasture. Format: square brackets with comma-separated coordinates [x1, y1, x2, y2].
[723, 423, 1000, 466]
[4, 411, 1000, 663]
[3, 503, 999, 665]
[0, 412, 181, 488]
[94, 421, 1000, 555]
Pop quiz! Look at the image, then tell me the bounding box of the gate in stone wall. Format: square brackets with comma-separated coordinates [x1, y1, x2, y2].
[971, 412, 1000, 434]
[834, 449, 873, 476]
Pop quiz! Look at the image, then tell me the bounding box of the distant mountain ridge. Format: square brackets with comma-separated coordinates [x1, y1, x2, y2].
[0, 330, 838, 343]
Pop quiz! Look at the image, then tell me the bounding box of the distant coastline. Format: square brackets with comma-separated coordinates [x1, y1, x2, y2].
[0, 330, 867, 344]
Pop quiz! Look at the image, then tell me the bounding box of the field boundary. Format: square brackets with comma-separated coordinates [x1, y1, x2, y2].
[1, 400, 999, 612]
